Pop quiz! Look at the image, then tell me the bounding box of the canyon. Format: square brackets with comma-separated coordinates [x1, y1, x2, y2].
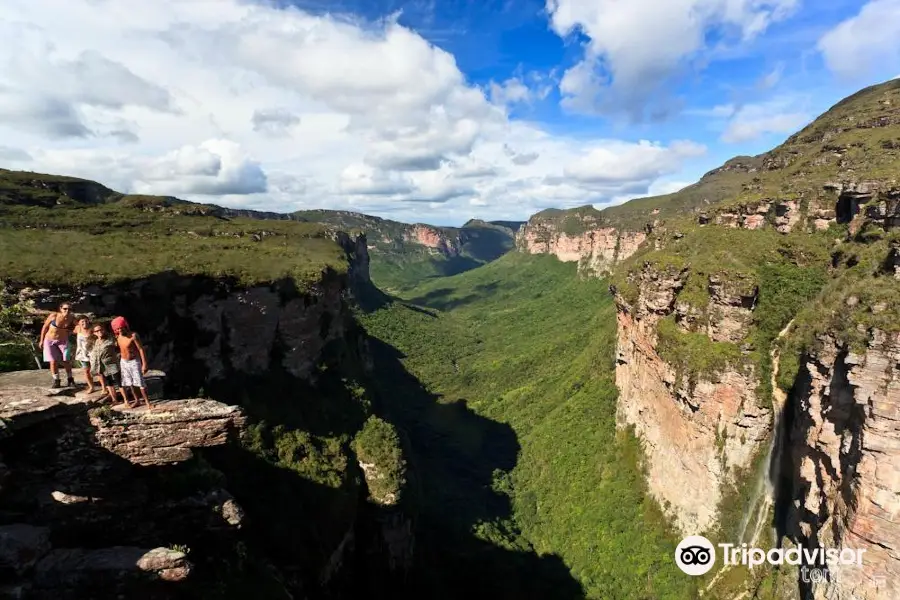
[2, 79, 900, 600]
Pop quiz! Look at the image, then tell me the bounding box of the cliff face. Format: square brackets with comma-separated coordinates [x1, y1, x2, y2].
[784, 330, 900, 600]
[13, 234, 372, 396]
[403, 224, 463, 257]
[4, 235, 413, 597]
[701, 181, 900, 234]
[613, 264, 772, 534]
[0, 371, 246, 598]
[516, 217, 648, 276]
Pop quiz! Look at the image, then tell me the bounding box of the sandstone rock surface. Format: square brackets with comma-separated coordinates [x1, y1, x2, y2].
[516, 217, 647, 276]
[90, 399, 246, 466]
[614, 264, 772, 533]
[786, 330, 900, 600]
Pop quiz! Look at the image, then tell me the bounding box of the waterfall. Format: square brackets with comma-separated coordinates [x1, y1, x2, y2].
[703, 321, 794, 595]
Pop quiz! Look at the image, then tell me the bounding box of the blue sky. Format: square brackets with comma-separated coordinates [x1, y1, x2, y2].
[1, 0, 898, 224]
[316, 0, 881, 179]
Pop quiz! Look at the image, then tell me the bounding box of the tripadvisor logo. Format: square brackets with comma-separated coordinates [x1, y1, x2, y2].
[675, 535, 716, 576]
[675, 535, 867, 578]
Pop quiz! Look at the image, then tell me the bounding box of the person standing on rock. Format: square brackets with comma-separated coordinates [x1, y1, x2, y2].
[112, 316, 152, 411]
[38, 301, 75, 388]
[90, 323, 124, 405]
[73, 315, 97, 393]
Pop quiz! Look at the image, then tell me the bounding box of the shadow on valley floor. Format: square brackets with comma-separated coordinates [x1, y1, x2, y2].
[364, 336, 586, 600]
[406, 281, 500, 312]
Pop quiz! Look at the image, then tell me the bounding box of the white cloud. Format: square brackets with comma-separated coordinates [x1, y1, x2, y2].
[0, 146, 32, 162]
[490, 78, 533, 105]
[488, 74, 553, 107]
[562, 140, 705, 185]
[818, 0, 900, 80]
[339, 164, 414, 196]
[0, 0, 708, 222]
[546, 0, 799, 118]
[757, 62, 784, 89]
[721, 100, 809, 143]
[648, 180, 692, 196]
[252, 108, 300, 137]
[134, 140, 267, 195]
[503, 144, 539, 166]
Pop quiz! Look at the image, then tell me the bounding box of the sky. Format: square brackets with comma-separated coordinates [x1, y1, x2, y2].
[0, 0, 898, 225]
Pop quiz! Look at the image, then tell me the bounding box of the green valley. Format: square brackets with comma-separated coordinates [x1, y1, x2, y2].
[360, 253, 694, 599]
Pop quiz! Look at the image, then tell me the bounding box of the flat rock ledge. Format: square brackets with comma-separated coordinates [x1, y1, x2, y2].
[0, 370, 245, 466]
[90, 399, 246, 466]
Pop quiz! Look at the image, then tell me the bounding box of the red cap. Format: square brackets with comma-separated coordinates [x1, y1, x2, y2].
[111, 316, 129, 332]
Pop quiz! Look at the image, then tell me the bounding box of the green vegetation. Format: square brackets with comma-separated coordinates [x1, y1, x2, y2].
[531, 205, 605, 235]
[294, 209, 518, 292]
[0, 286, 33, 371]
[779, 232, 900, 379]
[361, 253, 694, 599]
[353, 416, 407, 503]
[0, 204, 348, 286]
[657, 316, 747, 384]
[614, 226, 833, 399]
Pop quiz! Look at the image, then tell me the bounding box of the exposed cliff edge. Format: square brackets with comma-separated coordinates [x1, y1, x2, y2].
[612, 263, 772, 534]
[783, 329, 900, 600]
[1, 223, 414, 597]
[0, 370, 245, 598]
[516, 207, 648, 277]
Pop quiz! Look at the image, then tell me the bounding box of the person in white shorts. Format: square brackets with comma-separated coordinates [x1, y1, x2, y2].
[112, 316, 153, 411]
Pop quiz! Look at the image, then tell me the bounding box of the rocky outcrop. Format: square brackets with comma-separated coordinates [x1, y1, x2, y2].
[0, 171, 119, 208]
[5, 235, 415, 596]
[12, 234, 371, 398]
[715, 200, 772, 230]
[864, 191, 900, 230]
[403, 224, 462, 257]
[91, 399, 246, 466]
[0, 370, 246, 598]
[613, 264, 772, 533]
[675, 274, 758, 343]
[784, 330, 900, 600]
[516, 220, 647, 276]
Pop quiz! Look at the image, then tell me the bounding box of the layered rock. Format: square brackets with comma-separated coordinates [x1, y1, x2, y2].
[91, 399, 246, 466]
[13, 234, 371, 397]
[0, 370, 247, 598]
[403, 224, 462, 257]
[714, 200, 772, 230]
[613, 264, 772, 533]
[784, 330, 900, 600]
[516, 220, 647, 276]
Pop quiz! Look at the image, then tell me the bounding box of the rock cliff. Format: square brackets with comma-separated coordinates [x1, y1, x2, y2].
[3, 234, 413, 598]
[783, 330, 900, 600]
[0, 370, 246, 599]
[612, 263, 772, 534]
[403, 224, 463, 257]
[516, 211, 648, 276]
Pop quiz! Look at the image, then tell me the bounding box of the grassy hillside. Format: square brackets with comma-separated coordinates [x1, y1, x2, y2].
[0, 203, 346, 286]
[0, 169, 515, 292]
[361, 253, 694, 599]
[526, 78, 900, 233]
[297, 210, 519, 291]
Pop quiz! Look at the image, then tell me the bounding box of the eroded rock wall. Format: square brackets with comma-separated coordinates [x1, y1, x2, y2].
[516, 221, 647, 276]
[613, 264, 772, 534]
[403, 224, 462, 256]
[785, 330, 900, 600]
